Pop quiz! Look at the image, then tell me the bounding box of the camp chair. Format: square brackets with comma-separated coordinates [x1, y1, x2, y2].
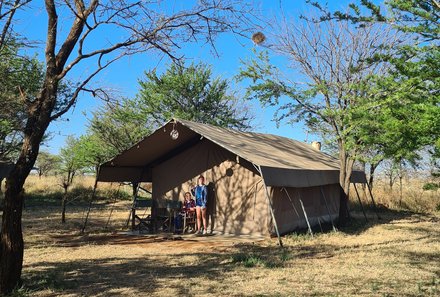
[131, 199, 153, 233]
[182, 210, 196, 233]
[159, 200, 182, 233]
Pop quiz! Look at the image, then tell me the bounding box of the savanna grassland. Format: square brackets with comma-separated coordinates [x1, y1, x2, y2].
[1, 175, 439, 296]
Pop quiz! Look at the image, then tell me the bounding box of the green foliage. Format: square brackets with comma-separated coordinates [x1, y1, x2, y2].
[422, 183, 440, 191]
[230, 250, 289, 269]
[238, 15, 396, 193]
[59, 136, 87, 186]
[5, 286, 32, 297]
[320, 0, 440, 161]
[231, 253, 265, 268]
[88, 100, 151, 160]
[35, 151, 60, 177]
[135, 62, 253, 130]
[0, 41, 43, 162]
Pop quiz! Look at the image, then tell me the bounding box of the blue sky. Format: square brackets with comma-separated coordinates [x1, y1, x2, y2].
[15, 0, 353, 154]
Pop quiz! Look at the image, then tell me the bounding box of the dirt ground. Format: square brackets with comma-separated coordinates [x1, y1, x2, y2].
[6, 202, 440, 296]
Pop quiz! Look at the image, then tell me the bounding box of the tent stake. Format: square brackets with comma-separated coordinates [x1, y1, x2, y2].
[353, 183, 368, 222]
[320, 186, 337, 232]
[366, 181, 381, 220]
[256, 165, 283, 247]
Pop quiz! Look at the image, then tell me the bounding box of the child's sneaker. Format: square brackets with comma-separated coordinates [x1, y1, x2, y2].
[203, 229, 208, 235]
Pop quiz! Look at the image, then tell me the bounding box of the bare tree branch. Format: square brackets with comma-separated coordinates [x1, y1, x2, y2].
[0, 0, 31, 50]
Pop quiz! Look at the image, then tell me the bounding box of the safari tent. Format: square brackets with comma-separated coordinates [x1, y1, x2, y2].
[98, 119, 367, 238]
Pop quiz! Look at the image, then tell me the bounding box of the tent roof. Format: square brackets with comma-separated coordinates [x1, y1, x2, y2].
[98, 119, 366, 186]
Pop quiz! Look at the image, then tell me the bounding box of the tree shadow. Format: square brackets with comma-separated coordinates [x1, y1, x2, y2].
[336, 208, 418, 235]
[22, 246, 271, 296]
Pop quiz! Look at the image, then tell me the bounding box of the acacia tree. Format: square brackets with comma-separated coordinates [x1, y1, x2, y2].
[0, 1, 252, 293]
[135, 62, 254, 130]
[0, 41, 43, 163]
[239, 16, 398, 196]
[35, 151, 60, 178]
[58, 136, 84, 223]
[88, 101, 151, 157]
[0, 0, 31, 52]
[315, 0, 440, 166]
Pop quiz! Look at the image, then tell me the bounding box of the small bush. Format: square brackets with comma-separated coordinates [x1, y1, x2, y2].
[67, 186, 94, 202]
[422, 183, 440, 191]
[230, 252, 285, 268]
[231, 253, 265, 268]
[6, 286, 32, 297]
[100, 188, 132, 201]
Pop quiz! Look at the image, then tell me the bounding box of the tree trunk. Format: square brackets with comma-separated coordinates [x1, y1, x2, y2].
[398, 160, 403, 207]
[337, 142, 354, 226]
[0, 85, 56, 294]
[61, 187, 67, 223]
[368, 162, 379, 192]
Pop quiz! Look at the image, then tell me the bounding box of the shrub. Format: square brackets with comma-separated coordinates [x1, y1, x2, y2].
[422, 183, 440, 191]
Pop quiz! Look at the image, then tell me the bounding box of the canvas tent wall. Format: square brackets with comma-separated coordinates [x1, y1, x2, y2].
[98, 119, 367, 236]
[151, 139, 270, 235]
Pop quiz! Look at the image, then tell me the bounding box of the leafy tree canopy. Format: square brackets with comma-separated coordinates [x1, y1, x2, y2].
[135, 62, 253, 130]
[0, 41, 43, 162]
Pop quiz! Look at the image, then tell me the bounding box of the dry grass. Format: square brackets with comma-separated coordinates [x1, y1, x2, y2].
[1, 176, 439, 296]
[23, 175, 131, 197]
[14, 205, 440, 296]
[349, 178, 439, 213]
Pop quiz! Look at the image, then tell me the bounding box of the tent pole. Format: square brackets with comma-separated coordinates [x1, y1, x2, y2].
[366, 181, 381, 220]
[255, 165, 283, 247]
[319, 186, 337, 232]
[81, 176, 99, 234]
[105, 183, 121, 229]
[281, 187, 300, 217]
[353, 183, 368, 222]
[297, 190, 313, 237]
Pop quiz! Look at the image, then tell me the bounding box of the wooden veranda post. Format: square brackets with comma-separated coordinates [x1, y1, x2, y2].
[256, 165, 283, 247]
